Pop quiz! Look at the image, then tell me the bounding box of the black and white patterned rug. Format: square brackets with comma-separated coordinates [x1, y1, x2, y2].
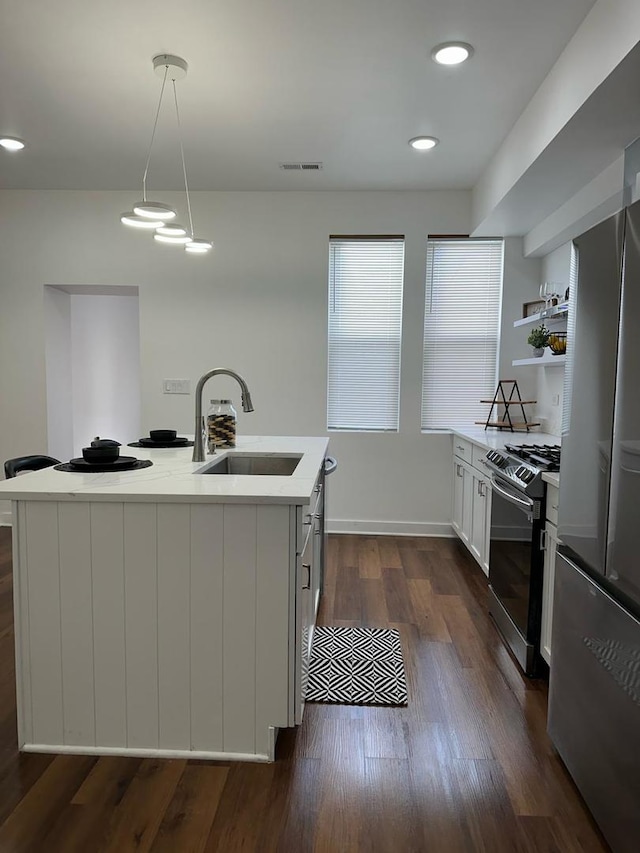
[306, 626, 408, 706]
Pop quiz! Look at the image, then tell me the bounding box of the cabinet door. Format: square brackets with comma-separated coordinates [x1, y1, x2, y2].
[452, 458, 472, 545]
[470, 472, 490, 574]
[540, 521, 559, 665]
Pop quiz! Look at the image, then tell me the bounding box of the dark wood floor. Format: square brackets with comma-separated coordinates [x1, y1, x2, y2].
[0, 527, 608, 852]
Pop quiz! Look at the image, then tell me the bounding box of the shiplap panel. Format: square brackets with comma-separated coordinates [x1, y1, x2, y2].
[190, 504, 224, 751]
[124, 503, 158, 748]
[157, 503, 191, 749]
[223, 505, 257, 754]
[255, 505, 292, 753]
[14, 502, 32, 745]
[25, 501, 63, 745]
[91, 502, 127, 746]
[58, 503, 95, 746]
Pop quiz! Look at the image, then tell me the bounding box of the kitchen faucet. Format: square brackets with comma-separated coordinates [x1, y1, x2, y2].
[192, 368, 254, 462]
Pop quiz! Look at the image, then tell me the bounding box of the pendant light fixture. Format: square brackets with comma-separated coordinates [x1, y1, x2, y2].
[121, 54, 213, 255]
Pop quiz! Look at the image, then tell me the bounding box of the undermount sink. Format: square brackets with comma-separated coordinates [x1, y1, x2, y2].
[198, 453, 302, 476]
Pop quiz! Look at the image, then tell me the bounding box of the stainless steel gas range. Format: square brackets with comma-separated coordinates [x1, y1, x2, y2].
[482, 443, 561, 676]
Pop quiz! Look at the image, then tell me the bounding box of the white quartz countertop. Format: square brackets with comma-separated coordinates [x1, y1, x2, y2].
[450, 426, 561, 452]
[0, 435, 330, 505]
[451, 426, 561, 486]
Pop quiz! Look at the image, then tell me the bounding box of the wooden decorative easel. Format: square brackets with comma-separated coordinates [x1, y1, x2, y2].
[476, 380, 539, 431]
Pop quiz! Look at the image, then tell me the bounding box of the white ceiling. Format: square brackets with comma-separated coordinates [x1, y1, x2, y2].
[0, 0, 597, 193]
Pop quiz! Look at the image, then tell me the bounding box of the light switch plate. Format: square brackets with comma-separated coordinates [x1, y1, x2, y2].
[163, 379, 191, 394]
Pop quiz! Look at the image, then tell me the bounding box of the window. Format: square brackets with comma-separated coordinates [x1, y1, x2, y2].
[327, 237, 404, 431]
[421, 238, 504, 429]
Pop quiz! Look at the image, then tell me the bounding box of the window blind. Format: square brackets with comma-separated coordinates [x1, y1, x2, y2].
[562, 242, 578, 436]
[327, 237, 404, 431]
[421, 238, 504, 430]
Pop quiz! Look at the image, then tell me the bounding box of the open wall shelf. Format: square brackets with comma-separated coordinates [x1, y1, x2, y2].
[514, 302, 569, 328]
[512, 354, 566, 367]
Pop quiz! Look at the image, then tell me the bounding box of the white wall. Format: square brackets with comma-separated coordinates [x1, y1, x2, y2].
[499, 238, 542, 421]
[0, 189, 471, 533]
[44, 286, 74, 462]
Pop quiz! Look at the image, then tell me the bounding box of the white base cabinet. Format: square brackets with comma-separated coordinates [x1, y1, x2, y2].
[452, 439, 491, 576]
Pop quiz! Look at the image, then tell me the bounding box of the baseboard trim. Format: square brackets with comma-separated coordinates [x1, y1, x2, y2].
[0, 511, 12, 527]
[21, 743, 271, 763]
[327, 520, 454, 537]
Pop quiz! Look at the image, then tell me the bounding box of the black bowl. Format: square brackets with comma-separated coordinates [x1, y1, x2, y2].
[82, 445, 120, 463]
[149, 429, 177, 442]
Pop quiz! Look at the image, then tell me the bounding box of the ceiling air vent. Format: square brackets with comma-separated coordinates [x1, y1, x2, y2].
[279, 162, 323, 171]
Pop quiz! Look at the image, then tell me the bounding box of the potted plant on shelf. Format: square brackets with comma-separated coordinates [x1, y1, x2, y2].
[527, 324, 549, 357]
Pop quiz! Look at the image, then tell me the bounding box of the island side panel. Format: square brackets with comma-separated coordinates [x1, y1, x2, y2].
[222, 504, 258, 756]
[255, 504, 294, 756]
[123, 503, 159, 749]
[24, 501, 64, 746]
[91, 502, 127, 746]
[190, 503, 224, 752]
[14, 502, 32, 746]
[58, 502, 95, 746]
[157, 503, 191, 750]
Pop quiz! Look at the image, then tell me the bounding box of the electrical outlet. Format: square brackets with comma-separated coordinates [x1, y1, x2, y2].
[551, 394, 560, 407]
[163, 379, 191, 394]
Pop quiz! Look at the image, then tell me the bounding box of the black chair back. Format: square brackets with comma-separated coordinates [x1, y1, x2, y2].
[4, 455, 60, 479]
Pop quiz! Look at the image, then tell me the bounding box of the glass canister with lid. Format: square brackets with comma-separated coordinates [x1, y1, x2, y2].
[206, 399, 237, 452]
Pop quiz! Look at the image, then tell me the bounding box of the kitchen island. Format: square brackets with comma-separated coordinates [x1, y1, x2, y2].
[0, 436, 329, 763]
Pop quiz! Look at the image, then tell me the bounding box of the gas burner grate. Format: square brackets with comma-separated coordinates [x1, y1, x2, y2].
[505, 443, 561, 471]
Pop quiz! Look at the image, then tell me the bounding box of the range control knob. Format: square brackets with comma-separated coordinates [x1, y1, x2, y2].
[516, 466, 535, 483]
[488, 450, 507, 468]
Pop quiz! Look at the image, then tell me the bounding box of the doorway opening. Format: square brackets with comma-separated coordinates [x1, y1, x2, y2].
[44, 285, 141, 460]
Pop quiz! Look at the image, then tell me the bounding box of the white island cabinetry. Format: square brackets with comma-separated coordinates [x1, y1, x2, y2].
[2, 436, 328, 763]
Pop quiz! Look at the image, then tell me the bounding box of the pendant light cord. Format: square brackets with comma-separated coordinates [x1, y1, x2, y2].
[172, 79, 195, 237]
[141, 64, 169, 202]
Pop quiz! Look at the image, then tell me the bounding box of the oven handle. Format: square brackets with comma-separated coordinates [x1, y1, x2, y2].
[489, 476, 534, 511]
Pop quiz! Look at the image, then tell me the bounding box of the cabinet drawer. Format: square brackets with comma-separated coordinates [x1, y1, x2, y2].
[472, 444, 489, 473]
[546, 484, 559, 525]
[453, 437, 472, 463]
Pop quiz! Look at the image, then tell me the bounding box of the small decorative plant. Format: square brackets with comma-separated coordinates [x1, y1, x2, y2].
[527, 324, 549, 353]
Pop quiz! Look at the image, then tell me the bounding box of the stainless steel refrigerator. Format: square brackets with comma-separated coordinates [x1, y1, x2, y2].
[549, 203, 640, 852]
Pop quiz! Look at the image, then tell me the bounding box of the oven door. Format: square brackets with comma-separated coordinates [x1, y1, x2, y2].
[488, 475, 544, 674]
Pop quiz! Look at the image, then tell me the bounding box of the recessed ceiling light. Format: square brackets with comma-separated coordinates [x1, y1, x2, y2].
[431, 42, 474, 66]
[409, 136, 439, 151]
[0, 137, 25, 151]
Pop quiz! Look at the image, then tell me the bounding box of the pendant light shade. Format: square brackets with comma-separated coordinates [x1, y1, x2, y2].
[155, 223, 188, 237]
[121, 55, 212, 257]
[133, 201, 177, 220]
[121, 213, 166, 229]
[185, 239, 213, 253]
[154, 232, 191, 244]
